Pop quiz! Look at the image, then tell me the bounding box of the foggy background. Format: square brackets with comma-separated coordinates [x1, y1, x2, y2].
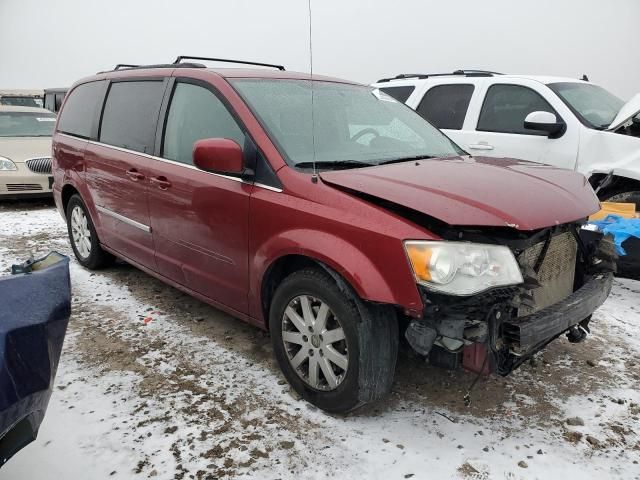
[1, 0, 639, 99]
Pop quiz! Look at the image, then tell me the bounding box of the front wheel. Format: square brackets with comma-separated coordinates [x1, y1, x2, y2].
[269, 268, 398, 413]
[598, 188, 640, 211]
[66, 194, 115, 269]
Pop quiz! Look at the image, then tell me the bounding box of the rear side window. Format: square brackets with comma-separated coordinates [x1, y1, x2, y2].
[57, 81, 106, 139]
[379, 86, 415, 103]
[477, 84, 556, 135]
[416, 84, 474, 130]
[100, 81, 165, 153]
[162, 82, 245, 165]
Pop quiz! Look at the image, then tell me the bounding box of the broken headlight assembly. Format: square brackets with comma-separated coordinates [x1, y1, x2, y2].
[0, 156, 17, 171]
[404, 241, 523, 295]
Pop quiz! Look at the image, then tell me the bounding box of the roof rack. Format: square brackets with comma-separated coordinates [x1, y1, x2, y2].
[173, 55, 285, 71]
[376, 69, 502, 83]
[97, 62, 206, 74]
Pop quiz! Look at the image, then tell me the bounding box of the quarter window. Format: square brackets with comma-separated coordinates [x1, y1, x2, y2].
[477, 84, 556, 135]
[416, 84, 474, 130]
[162, 82, 245, 165]
[57, 81, 106, 139]
[379, 86, 415, 103]
[100, 81, 165, 153]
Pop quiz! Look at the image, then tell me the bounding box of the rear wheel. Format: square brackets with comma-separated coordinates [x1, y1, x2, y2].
[269, 268, 398, 413]
[66, 194, 115, 269]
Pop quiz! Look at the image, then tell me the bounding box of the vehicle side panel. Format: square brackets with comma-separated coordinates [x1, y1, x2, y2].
[579, 128, 640, 181]
[83, 142, 156, 268]
[248, 168, 432, 325]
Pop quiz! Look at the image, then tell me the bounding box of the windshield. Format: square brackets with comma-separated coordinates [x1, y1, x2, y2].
[230, 79, 464, 168]
[0, 111, 56, 137]
[549, 82, 624, 129]
[0, 96, 42, 108]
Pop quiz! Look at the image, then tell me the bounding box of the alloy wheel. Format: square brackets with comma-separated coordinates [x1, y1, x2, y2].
[70, 205, 92, 259]
[281, 294, 349, 391]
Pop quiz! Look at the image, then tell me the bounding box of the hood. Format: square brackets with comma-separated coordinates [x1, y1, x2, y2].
[0, 137, 52, 163]
[320, 156, 600, 231]
[607, 93, 640, 131]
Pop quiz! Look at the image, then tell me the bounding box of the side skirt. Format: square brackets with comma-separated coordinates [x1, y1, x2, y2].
[99, 244, 265, 330]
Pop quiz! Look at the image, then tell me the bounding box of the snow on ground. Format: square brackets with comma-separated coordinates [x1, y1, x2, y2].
[1, 200, 639, 480]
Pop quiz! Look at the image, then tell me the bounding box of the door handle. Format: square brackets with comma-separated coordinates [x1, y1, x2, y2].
[150, 176, 171, 190]
[125, 169, 145, 181]
[468, 143, 494, 150]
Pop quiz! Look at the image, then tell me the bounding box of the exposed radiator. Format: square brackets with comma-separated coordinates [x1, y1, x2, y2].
[517, 231, 578, 316]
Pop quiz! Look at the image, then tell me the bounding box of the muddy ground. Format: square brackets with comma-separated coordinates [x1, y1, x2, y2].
[1, 200, 638, 479]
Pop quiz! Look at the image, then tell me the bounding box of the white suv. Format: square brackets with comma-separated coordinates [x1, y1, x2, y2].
[372, 71, 640, 206]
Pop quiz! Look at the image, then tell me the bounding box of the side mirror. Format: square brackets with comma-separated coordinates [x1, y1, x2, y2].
[193, 138, 243, 175]
[524, 111, 565, 138]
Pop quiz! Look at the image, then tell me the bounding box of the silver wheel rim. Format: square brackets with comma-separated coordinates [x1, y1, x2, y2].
[70, 205, 92, 259]
[282, 295, 348, 391]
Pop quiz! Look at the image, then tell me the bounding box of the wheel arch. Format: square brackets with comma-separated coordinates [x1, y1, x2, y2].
[253, 229, 422, 329]
[589, 171, 640, 199]
[259, 254, 363, 331]
[60, 183, 80, 217]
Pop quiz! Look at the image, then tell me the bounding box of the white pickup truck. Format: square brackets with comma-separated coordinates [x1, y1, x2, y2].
[373, 70, 640, 207]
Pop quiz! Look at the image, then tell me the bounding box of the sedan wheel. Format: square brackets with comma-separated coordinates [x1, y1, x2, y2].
[282, 294, 348, 391]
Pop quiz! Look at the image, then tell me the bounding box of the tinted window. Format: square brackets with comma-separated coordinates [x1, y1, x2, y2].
[478, 84, 556, 135]
[100, 81, 165, 153]
[162, 82, 245, 165]
[57, 81, 106, 138]
[379, 86, 415, 103]
[416, 84, 474, 130]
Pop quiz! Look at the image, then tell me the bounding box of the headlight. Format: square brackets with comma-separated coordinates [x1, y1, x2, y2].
[0, 156, 17, 171]
[404, 241, 523, 295]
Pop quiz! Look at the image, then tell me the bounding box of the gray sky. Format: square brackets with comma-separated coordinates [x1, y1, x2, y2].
[1, 0, 639, 98]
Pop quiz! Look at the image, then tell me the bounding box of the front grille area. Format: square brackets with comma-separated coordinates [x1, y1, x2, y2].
[25, 157, 52, 174]
[6, 184, 43, 192]
[517, 231, 578, 316]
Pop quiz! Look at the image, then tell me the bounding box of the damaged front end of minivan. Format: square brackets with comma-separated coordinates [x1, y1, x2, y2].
[404, 223, 616, 376]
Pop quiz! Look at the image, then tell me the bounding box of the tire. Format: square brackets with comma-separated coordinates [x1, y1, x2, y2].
[66, 194, 115, 269]
[598, 188, 640, 210]
[269, 268, 398, 413]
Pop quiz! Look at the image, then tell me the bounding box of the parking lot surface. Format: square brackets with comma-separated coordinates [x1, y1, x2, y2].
[1, 201, 638, 479]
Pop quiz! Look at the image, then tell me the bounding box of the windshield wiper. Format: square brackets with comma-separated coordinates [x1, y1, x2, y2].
[377, 155, 436, 166]
[294, 160, 373, 170]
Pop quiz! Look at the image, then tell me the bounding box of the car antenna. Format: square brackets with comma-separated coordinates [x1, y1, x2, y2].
[308, 0, 318, 184]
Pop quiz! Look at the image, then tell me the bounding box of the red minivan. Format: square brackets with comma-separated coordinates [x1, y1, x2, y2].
[52, 57, 615, 413]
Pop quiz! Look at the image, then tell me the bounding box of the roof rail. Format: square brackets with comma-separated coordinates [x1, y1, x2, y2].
[376, 69, 503, 83]
[114, 64, 139, 70]
[97, 62, 206, 74]
[174, 55, 285, 71]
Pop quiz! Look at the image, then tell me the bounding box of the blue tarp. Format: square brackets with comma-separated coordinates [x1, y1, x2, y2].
[588, 215, 640, 256]
[0, 252, 71, 467]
